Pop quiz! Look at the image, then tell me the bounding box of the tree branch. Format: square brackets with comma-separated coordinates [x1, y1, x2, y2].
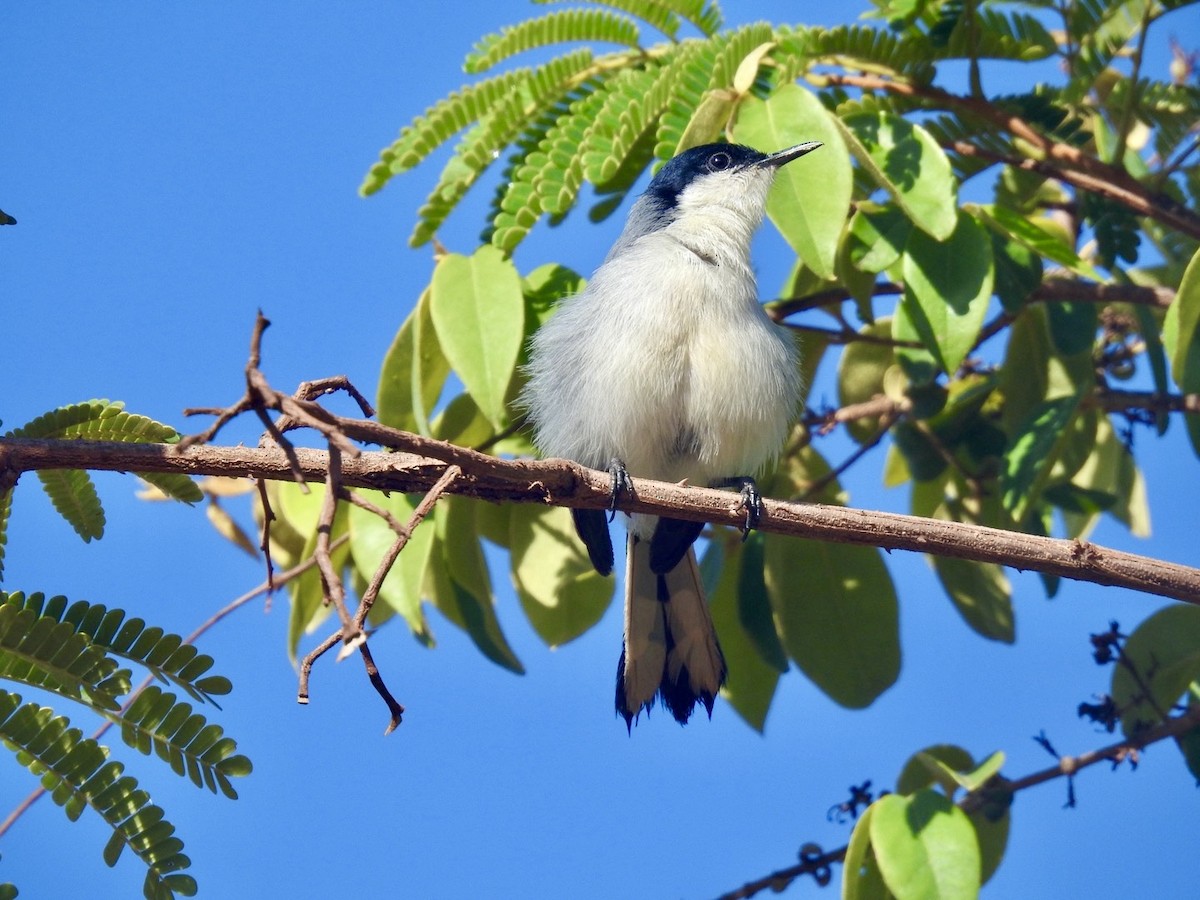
[716, 702, 1200, 900]
[815, 72, 1200, 242]
[3, 432, 1199, 605]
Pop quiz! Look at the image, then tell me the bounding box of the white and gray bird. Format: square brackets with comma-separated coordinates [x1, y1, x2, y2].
[521, 140, 821, 728]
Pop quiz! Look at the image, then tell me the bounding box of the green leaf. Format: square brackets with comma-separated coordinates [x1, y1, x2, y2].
[428, 497, 524, 674]
[732, 85, 851, 279]
[840, 112, 958, 240]
[735, 532, 788, 673]
[990, 230, 1042, 313]
[897, 744, 975, 797]
[508, 504, 613, 647]
[35, 469, 105, 543]
[280, 484, 350, 662]
[429, 246, 524, 429]
[848, 205, 911, 274]
[347, 490, 436, 644]
[377, 288, 450, 436]
[1133, 303, 1171, 435]
[900, 211, 994, 376]
[1064, 416, 1150, 539]
[870, 790, 981, 900]
[1162, 247, 1200, 457]
[0, 691, 193, 895]
[972, 204, 1104, 281]
[1113, 605, 1200, 738]
[464, 10, 640, 74]
[0, 592, 229, 705]
[838, 319, 896, 443]
[1045, 301, 1097, 356]
[706, 540, 782, 732]
[763, 534, 899, 708]
[896, 746, 1011, 886]
[932, 557, 1014, 643]
[1001, 393, 1084, 523]
[842, 802, 886, 900]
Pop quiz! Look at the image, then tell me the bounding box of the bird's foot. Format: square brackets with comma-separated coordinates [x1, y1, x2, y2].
[715, 476, 762, 540]
[607, 457, 630, 522]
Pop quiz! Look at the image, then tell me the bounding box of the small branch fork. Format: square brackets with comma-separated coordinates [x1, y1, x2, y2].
[180, 312, 466, 734]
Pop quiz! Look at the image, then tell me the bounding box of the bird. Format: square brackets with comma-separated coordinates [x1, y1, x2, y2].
[520, 140, 821, 729]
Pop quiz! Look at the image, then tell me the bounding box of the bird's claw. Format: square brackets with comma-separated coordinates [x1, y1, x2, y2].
[732, 477, 763, 540]
[607, 457, 630, 522]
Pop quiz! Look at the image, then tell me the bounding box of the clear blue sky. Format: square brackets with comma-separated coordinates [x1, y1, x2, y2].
[3, 3, 1196, 898]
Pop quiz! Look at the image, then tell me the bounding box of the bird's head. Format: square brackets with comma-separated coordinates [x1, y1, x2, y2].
[639, 141, 822, 229]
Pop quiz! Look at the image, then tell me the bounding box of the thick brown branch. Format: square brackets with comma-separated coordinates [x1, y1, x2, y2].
[3, 434, 1199, 605]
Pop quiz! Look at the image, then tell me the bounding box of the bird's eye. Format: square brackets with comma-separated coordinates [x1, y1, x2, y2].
[707, 151, 732, 172]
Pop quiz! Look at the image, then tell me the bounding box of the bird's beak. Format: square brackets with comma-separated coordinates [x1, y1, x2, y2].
[756, 141, 823, 169]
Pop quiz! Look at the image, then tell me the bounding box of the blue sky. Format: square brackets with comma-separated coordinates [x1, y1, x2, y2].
[2, 3, 1197, 898]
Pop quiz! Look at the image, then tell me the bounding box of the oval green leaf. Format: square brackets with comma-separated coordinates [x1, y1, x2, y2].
[1162, 248, 1200, 457]
[732, 85, 851, 279]
[838, 319, 896, 443]
[932, 557, 1014, 644]
[763, 534, 900, 708]
[707, 539, 783, 732]
[429, 245, 525, 428]
[509, 504, 613, 647]
[1001, 392, 1083, 523]
[1113, 604, 1200, 738]
[839, 113, 958, 241]
[870, 790, 981, 900]
[377, 288, 449, 435]
[429, 496, 524, 674]
[901, 212, 994, 377]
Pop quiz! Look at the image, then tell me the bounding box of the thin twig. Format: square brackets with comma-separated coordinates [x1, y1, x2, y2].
[718, 704, 1200, 900]
[801, 407, 903, 501]
[297, 465, 461, 732]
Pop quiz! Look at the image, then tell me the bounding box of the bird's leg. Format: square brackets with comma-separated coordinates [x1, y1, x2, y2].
[713, 476, 762, 540]
[607, 457, 630, 522]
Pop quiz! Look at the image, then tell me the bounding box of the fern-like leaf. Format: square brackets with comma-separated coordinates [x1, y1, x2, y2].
[0, 486, 12, 582]
[408, 50, 595, 245]
[654, 0, 723, 36]
[997, 87, 1091, 148]
[120, 685, 252, 798]
[583, 46, 696, 184]
[708, 22, 774, 89]
[923, 110, 1020, 180]
[36, 468, 106, 542]
[800, 24, 937, 85]
[534, 0, 682, 39]
[539, 80, 612, 211]
[8, 400, 179, 444]
[1, 592, 231, 705]
[6, 401, 201, 518]
[0, 601, 129, 711]
[362, 69, 540, 194]
[939, 8, 1056, 61]
[0, 690, 196, 898]
[1105, 78, 1200, 162]
[465, 8, 640, 73]
[489, 90, 584, 250]
[654, 38, 725, 158]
